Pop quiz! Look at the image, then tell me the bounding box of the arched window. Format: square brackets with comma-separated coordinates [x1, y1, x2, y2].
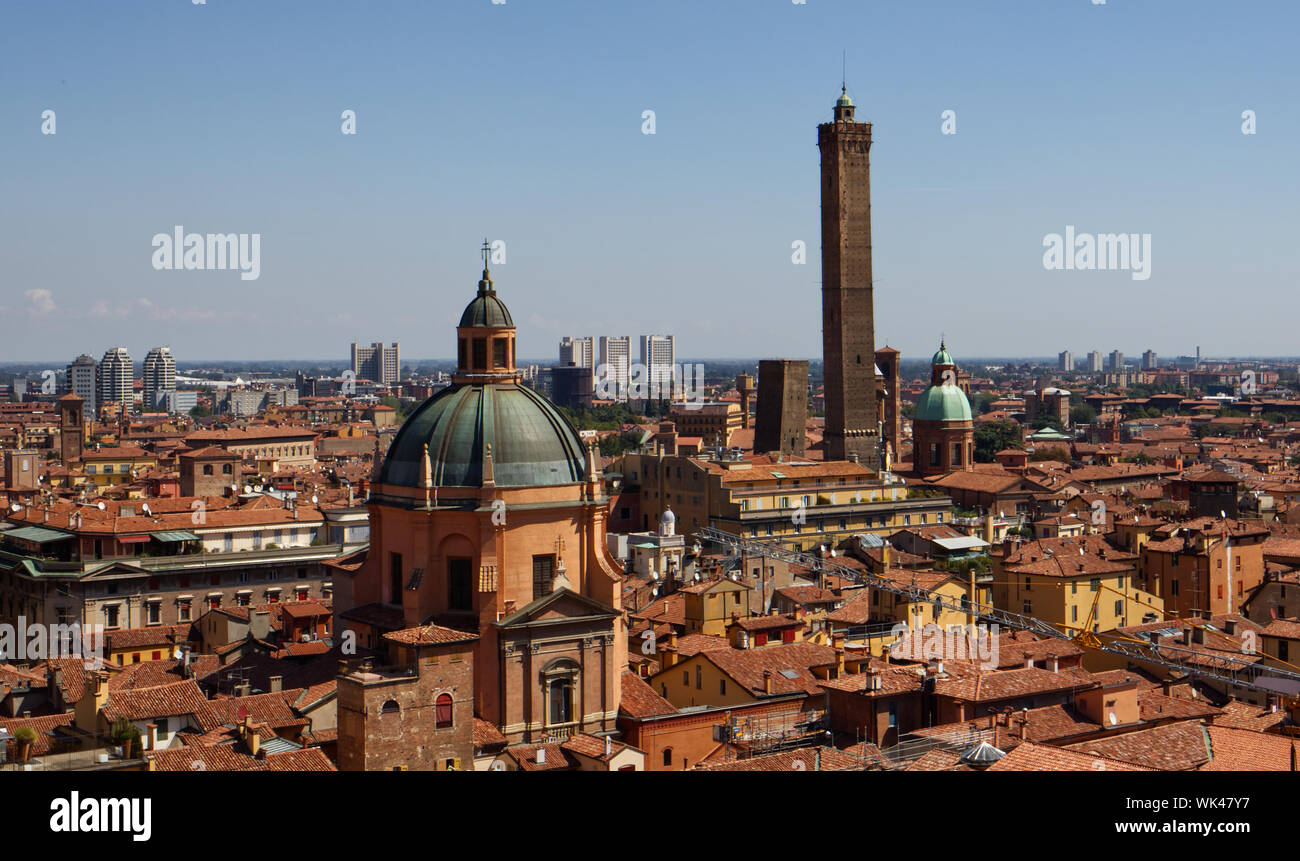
[541, 658, 579, 728]
[435, 693, 453, 728]
[202, 465, 213, 475]
[381, 699, 399, 715]
[662, 747, 673, 767]
[222, 463, 232, 474]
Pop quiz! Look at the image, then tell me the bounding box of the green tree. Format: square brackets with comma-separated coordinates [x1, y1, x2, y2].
[189, 404, 211, 418]
[974, 420, 1022, 462]
[1070, 403, 1097, 425]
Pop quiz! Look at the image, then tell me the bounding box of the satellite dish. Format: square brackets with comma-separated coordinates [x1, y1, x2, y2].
[142, 503, 151, 515]
[9, 503, 19, 512]
[1220, 510, 1226, 519]
[172, 647, 182, 660]
[311, 495, 319, 505]
[1108, 712, 1118, 726]
[97, 502, 106, 510]
[244, 485, 253, 494]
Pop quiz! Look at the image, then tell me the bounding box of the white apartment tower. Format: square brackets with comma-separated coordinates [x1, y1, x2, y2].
[1058, 351, 1073, 372]
[142, 346, 177, 411]
[598, 336, 631, 400]
[559, 336, 594, 370]
[67, 354, 98, 416]
[640, 334, 675, 399]
[96, 347, 133, 408]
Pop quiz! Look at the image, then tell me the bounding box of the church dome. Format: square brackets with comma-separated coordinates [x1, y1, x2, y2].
[377, 383, 588, 488]
[914, 385, 972, 423]
[377, 243, 587, 490]
[915, 342, 972, 423]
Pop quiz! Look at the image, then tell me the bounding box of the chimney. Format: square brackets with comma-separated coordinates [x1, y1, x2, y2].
[1224, 619, 1237, 636]
[1048, 654, 1059, 674]
[1024, 656, 1034, 669]
[1192, 627, 1205, 645]
[835, 648, 846, 676]
[1019, 708, 1029, 741]
[536, 747, 546, 765]
[763, 670, 773, 695]
[867, 669, 882, 692]
[269, 675, 282, 693]
[604, 736, 612, 757]
[881, 645, 891, 665]
[1182, 628, 1193, 646]
[881, 543, 891, 571]
[146, 722, 157, 751]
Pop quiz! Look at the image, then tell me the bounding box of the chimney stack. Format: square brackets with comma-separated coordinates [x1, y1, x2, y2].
[269, 675, 282, 693]
[763, 669, 773, 695]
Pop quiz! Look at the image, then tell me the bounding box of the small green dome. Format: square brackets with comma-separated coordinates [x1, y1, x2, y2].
[914, 384, 972, 423]
[836, 91, 853, 108]
[931, 347, 954, 366]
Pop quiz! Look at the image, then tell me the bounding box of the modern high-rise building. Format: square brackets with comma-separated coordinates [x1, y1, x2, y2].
[597, 336, 631, 401]
[1108, 350, 1125, 371]
[96, 347, 133, 409]
[66, 354, 98, 416]
[142, 346, 176, 411]
[1058, 351, 1074, 372]
[818, 88, 879, 469]
[559, 337, 594, 371]
[351, 342, 400, 386]
[1086, 351, 1103, 372]
[639, 335, 675, 400]
[1142, 350, 1158, 370]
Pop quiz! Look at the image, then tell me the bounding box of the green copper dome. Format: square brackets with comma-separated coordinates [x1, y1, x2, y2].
[916, 342, 971, 423]
[914, 384, 972, 423]
[836, 91, 853, 107]
[378, 383, 588, 488]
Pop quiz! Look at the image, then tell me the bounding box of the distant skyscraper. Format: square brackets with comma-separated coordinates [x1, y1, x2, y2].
[351, 342, 400, 385]
[559, 336, 594, 371]
[639, 334, 675, 399]
[1142, 349, 1158, 370]
[819, 87, 879, 469]
[1058, 351, 1074, 372]
[96, 347, 132, 408]
[1108, 350, 1124, 371]
[142, 346, 176, 411]
[67, 354, 98, 416]
[1086, 351, 1103, 372]
[598, 336, 631, 400]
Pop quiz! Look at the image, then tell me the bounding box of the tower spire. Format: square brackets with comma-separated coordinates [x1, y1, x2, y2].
[479, 238, 493, 294]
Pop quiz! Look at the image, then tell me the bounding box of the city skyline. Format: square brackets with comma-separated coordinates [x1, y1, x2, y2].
[3, 1, 1298, 361]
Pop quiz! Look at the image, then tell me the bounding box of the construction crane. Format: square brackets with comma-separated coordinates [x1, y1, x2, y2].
[695, 527, 1300, 697]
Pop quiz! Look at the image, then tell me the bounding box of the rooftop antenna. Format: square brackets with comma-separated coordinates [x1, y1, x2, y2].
[841, 50, 846, 95]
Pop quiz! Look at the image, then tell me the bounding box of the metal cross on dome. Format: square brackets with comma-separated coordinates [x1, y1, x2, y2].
[481, 238, 491, 270]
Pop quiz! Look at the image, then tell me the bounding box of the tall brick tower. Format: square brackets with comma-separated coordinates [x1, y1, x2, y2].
[819, 86, 880, 469]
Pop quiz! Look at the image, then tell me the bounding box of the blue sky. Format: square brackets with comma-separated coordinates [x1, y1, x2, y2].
[1, 0, 1296, 364]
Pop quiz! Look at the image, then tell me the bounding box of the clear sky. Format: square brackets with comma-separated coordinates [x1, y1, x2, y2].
[2, 0, 1296, 365]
